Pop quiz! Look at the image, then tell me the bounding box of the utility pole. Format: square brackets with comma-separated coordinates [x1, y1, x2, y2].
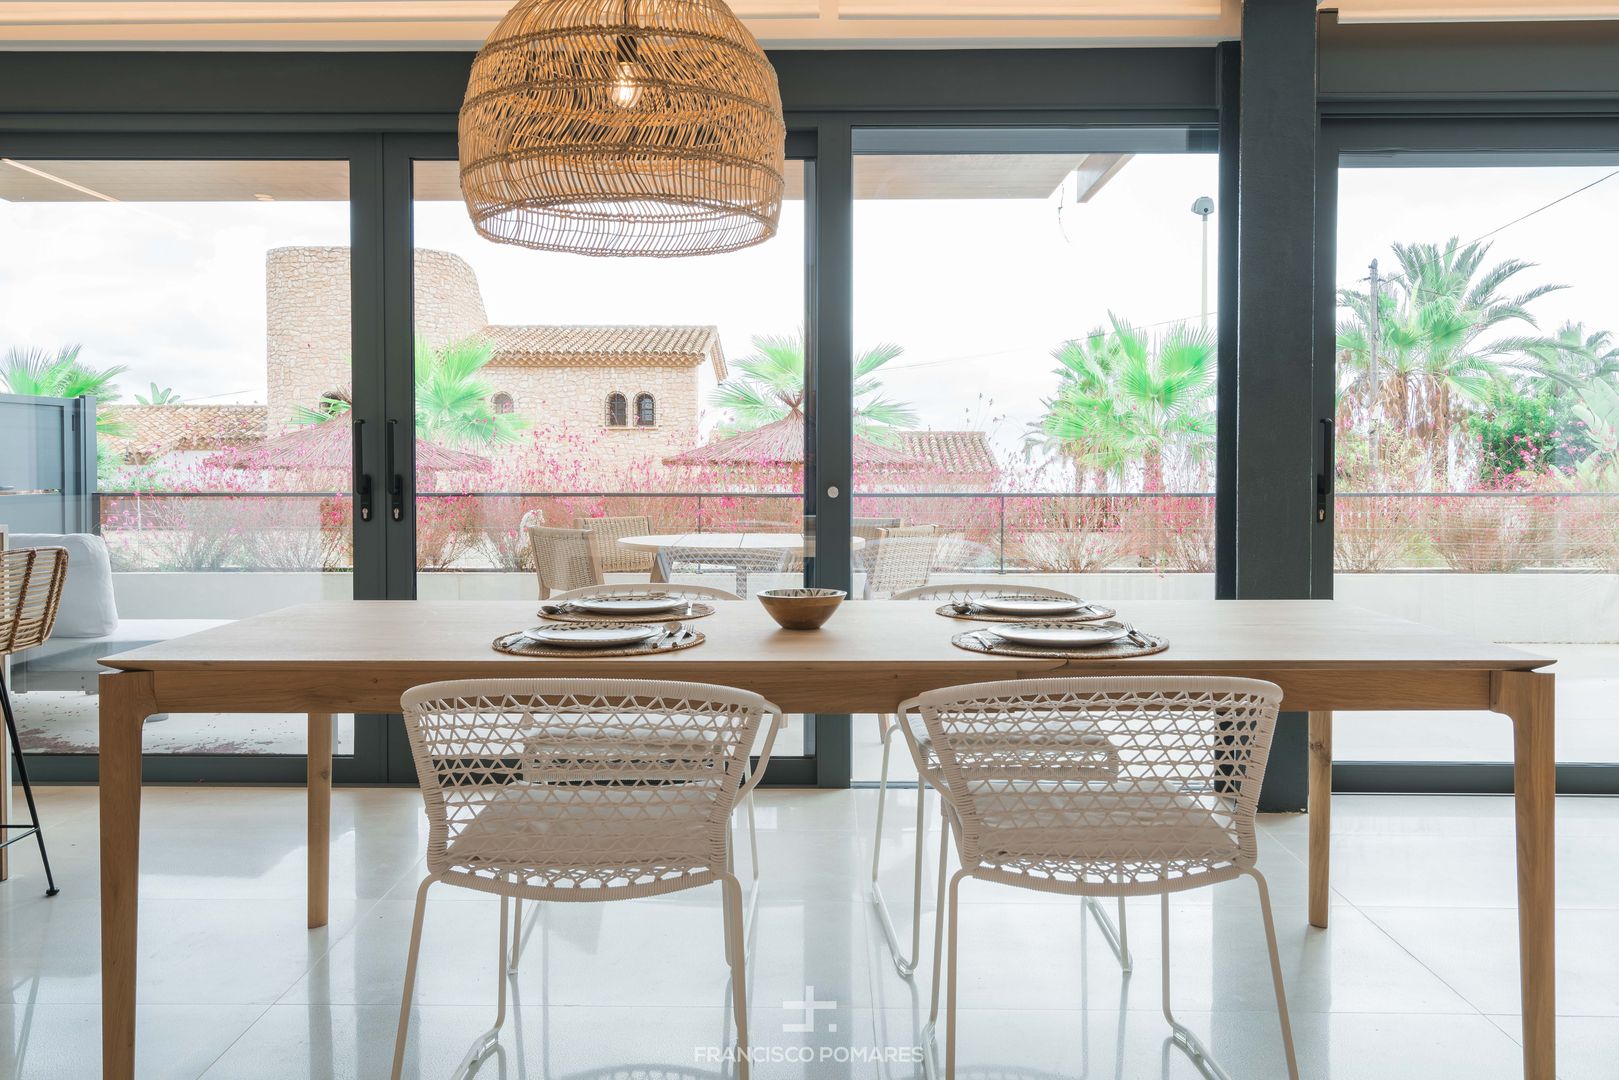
[1367, 258, 1382, 476]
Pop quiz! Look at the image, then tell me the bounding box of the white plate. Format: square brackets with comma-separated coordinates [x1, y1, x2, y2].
[570, 596, 686, 615]
[989, 622, 1128, 648]
[975, 596, 1088, 616]
[521, 625, 664, 648]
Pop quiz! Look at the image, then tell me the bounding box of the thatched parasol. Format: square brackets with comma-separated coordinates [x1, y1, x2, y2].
[664, 412, 925, 470]
[210, 421, 492, 475]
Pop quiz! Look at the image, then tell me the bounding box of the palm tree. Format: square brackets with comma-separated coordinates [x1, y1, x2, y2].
[1336, 239, 1565, 472]
[1030, 314, 1215, 493]
[2, 344, 129, 437]
[134, 382, 183, 405]
[292, 337, 522, 449]
[709, 331, 918, 440]
[1514, 321, 1619, 396]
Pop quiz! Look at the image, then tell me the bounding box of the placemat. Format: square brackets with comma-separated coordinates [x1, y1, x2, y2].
[539, 601, 717, 624]
[934, 600, 1116, 624]
[493, 624, 705, 658]
[951, 626, 1167, 660]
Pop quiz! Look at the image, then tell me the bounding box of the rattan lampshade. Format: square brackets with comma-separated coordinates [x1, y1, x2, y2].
[459, 0, 786, 258]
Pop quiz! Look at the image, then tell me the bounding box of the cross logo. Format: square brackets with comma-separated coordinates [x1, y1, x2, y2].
[781, 985, 837, 1033]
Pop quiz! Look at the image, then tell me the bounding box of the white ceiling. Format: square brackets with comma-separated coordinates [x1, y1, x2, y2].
[0, 0, 1238, 49]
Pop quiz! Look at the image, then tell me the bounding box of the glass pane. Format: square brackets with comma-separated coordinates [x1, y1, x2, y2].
[411, 159, 811, 757]
[1334, 156, 1619, 765]
[0, 159, 355, 757]
[849, 140, 1220, 781]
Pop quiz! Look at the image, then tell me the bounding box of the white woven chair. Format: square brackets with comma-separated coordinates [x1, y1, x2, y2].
[898, 676, 1297, 1080]
[572, 515, 656, 576]
[655, 545, 793, 598]
[868, 583, 1130, 978]
[527, 525, 603, 599]
[862, 526, 941, 599]
[0, 546, 68, 897]
[393, 678, 784, 1080]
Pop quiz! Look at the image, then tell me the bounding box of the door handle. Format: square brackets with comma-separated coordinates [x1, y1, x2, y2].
[386, 419, 405, 522]
[352, 418, 372, 522]
[1316, 418, 1334, 523]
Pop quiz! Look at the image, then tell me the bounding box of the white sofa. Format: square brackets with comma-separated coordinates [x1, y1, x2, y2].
[8, 533, 229, 693]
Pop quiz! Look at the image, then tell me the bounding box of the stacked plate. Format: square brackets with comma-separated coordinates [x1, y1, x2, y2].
[982, 620, 1130, 649]
[971, 596, 1099, 618]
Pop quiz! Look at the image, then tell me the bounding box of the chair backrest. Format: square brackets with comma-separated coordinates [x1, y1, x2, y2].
[898, 676, 1283, 894]
[890, 582, 1078, 602]
[527, 525, 602, 598]
[551, 582, 742, 602]
[0, 547, 69, 657]
[658, 546, 793, 598]
[572, 515, 654, 574]
[852, 516, 901, 542]
[400, 678, 781, 897]
[864, 528, 941, 598]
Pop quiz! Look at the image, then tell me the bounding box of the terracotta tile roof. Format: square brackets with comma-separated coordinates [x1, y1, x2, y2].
[102, 404, 268, 464]
[479, 324, 726, 380]
[898, 430, 999, 476]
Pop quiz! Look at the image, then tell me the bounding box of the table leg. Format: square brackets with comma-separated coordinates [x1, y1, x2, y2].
[307, 713, 332, 930]
[1493, 669, 1556, 1080]
[1307, 711, 1332, 930]
[99, 671, 155, 1080]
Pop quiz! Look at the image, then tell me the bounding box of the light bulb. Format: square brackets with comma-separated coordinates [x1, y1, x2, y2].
[611, 60, 643, 109]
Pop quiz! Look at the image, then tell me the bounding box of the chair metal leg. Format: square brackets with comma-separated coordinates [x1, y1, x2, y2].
[508, 896, 523, 974]
[0, 678, 56, 896]
[870, 714, 927, 978]
[719, 871, 751, 1080]
[1160, 892, 1232, 1080]
[1084, 894, 1131, 973]
[1248, 868, 1301, 1080]
[921, 808, 953, 1080]
[943, 869, 968, 1080]
[447, 894, 509, 1078]
[390, 876, 435, 1080]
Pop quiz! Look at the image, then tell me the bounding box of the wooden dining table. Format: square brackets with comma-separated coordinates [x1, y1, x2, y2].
[95, 599, 1556, 1079]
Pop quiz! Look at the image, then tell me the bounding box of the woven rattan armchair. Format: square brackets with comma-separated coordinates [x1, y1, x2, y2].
[655, 545, 793, 598]
[0, 546, 68, 897]
[867, 583, 1130, 979]
[898, 676, 1298, 1080]
[527, 525, 603, 599]
[862, 525, 940, 599]
[393, 678, 784, 1080]
[572, 515, 656, 576]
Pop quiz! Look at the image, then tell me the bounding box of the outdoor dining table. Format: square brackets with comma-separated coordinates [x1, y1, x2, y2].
[94, 599, 1556, 1079]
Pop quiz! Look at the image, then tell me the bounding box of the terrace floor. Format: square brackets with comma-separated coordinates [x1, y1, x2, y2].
[2, 786, 1616, 1078]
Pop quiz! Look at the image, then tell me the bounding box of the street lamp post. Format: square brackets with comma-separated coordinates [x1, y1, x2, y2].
[1191, 195, 1215, 331]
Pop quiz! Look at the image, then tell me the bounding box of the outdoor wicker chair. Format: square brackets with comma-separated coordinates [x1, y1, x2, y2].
[393, 678, 784, 1080]
[572, 515, 656, 576]
[527, 525, 602, 599]
[868, 583, 1130, 979]
[898, 675, 1297, 1080]
[0, 546, 68, 897]
[862, 525, 940, 599]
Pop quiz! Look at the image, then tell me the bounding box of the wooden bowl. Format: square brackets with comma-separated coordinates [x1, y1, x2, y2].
[757, 588, 846, 630]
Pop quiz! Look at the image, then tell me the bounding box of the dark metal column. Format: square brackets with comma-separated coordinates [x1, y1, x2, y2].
[1237, 0, 1320, 811]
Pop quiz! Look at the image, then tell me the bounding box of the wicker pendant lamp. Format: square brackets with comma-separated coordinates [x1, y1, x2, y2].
[459, 0, 786, 258]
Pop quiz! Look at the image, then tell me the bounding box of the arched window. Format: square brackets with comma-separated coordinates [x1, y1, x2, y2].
[491, 392, 514, 415]
[606, 392, 628, 427]
[634, 392, 656, 427]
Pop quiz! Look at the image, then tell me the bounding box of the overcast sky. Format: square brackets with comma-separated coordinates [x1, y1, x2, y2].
[3, 154, 1616, 474]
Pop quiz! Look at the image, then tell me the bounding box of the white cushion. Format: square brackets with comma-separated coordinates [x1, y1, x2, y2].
[10, 532, 119, 638]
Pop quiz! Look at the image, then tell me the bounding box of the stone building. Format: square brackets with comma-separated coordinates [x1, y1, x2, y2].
[263, 246, 723, 471]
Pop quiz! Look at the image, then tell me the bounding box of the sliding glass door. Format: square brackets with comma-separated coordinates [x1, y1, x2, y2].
[1321, 120, 1619, 792]
[0, 139, 390, 782]
[846, 127, 1221, 782]
[393, 136, 820, 781]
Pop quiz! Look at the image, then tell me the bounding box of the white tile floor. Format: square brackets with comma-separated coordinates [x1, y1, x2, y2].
[0, 785, 1612, 1079]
